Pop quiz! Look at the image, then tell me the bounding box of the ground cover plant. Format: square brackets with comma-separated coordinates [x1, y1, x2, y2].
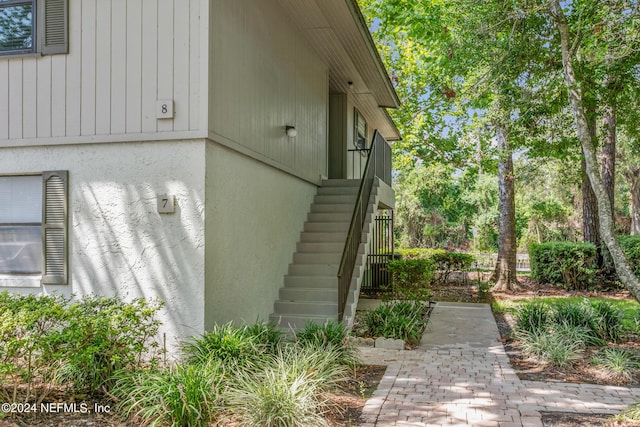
[354, 300, 430, 346]
[1, 299, 377, 427]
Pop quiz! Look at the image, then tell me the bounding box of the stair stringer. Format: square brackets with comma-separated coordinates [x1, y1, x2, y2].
[340, 178, 384, 329]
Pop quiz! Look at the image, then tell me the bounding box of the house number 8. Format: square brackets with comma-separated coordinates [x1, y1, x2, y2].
[156, 100, 174, 119]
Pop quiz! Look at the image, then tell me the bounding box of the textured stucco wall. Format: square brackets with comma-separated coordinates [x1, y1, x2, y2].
[0, 141, 207, 352]
[204, 142, 316, 329]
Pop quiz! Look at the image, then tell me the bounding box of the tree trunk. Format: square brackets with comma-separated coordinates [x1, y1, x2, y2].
[600, 103, 617, 273]
[491, 124, 518, 292]
[550, 0, 640, 301]
[602, 104, 616, 211]
[629, 167, 640, 235]
[582, 158, 600, 245]
[582, 102, 604, 268]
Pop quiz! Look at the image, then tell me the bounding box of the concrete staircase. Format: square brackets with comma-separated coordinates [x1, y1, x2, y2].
[269, 179, 378, 330]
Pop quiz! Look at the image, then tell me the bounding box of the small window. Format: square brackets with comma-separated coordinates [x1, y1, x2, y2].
[354, 108, 368, 150]
[0, 175, 42, 274]
[0, 0, 67, 56]
[0, 171, 68, 284]
[0, 0, 35, 54]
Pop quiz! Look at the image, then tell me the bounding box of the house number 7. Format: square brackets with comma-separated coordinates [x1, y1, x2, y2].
[157, 195, 175, 213]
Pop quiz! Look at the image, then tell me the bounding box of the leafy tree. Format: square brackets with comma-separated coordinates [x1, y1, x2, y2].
[547, 0, 640, 299]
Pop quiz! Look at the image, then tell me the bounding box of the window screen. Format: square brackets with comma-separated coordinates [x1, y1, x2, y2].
[0, 175, 42, 274]
[0, 0, 35, 54]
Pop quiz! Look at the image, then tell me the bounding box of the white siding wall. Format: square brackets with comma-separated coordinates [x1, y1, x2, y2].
[209, 0, 328, 184]
[0, 0, 206, 144]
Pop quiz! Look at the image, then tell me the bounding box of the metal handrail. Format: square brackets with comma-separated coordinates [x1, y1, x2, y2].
[337, 130, 389, 320]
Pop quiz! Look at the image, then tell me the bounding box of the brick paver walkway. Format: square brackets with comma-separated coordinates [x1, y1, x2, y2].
[357, 302, 640, 427]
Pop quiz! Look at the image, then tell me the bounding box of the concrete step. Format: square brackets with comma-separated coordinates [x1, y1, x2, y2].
[296, 241, 345, 253]
[303, 221, 350, 232]
[310, 203, 355, 213]
[293, 252, 342, 264]
[307, 212, 353, 222]
[279, 287, 337, 302]
[269, 314, 339, 330]
[299, 231, 347, 243]
[316, 186, 360, 196]
[284, 275, 338, 288]
[288, 263, 338, 276]
[274, 300, 338, 316]
[314, 194, 357, 204]
[321, 179, 361, 187]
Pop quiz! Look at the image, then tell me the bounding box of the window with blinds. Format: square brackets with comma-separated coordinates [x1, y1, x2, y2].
[0, 172, 67, 283]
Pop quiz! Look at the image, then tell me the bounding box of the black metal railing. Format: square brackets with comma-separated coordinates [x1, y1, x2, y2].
[361, 210, 394, 294]
[337, 131, 391, 320]
[346, 139, 392, 185]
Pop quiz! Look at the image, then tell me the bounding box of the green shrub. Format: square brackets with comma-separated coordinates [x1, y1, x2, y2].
[54, 295, 163, 392]
[294, 322, 359, 367]
[184, 322, 261, 366]
[246, 321, 285, 355]
[590, 299, 624, 343]
[387, 258, 434, 300]
[516, 328, 583, 368]
[619, 235, 640, 277]
[224, 345, 347, 427]
[514, 300, 550, 335]
[0, 293, 162, 397]
[528, 242, 596, 289]
[0, 293, 68, 402]
[112, 360, 224, 427]
[591, 347, 639, 381]
[365, 301, 428, 345]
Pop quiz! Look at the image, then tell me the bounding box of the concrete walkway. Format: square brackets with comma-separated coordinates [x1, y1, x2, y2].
[357, 302, 640, 427]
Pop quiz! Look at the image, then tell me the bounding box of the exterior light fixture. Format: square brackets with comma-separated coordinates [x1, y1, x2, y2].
[285, 125, 297, 138]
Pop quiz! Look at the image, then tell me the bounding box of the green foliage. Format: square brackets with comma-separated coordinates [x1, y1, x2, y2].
[183, 322, 263, 366]
[513, 299, 628, 369]
[294, 322, 359, 367]
[514, 300, 550, 335]
[0, 292, 162, 399]
[223, 345, 347, 427]
[387, 258, 434, 301]
[393, 248, 473, 285]
[112, 360, 224, 427]
[364, 301, 428, 345]
[515, 298, 625, 346]
[591, 347, 639, 382]
[619, 235, 640, 277]
[528, 242, 597, 290]
[55, 295, 163, 391]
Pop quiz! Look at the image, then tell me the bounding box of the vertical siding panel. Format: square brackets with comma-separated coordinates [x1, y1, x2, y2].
[141, 0, 158, 132]
[80, 0, 96, 136]
[189, 0, 200, 131]
[65, 0, 82, 137]
[156, 0, 174, 132]
[8, 61, 22, 139]
[111, 0, 127, 134]
[126, 0, 142, 133]
[173, 0, 189, 131]
[95, 0, 112, 134]
[51, 56, 67, 137]
[0, 62, 8, 139]
[36, 58, 51, 137]
[22, 58, 38, 138]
